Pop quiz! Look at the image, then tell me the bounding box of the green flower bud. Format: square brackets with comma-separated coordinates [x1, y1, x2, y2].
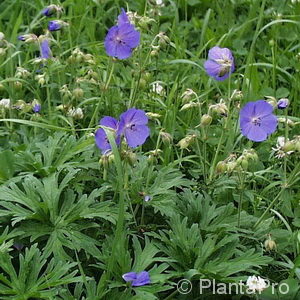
[200, 114, 212, 127]
[216, 161, 227, 174]
[13, 81, 22, 91]
[73, 88, 84, 99]
[160, 130, 173, 145]
[282, 141, 295, 152]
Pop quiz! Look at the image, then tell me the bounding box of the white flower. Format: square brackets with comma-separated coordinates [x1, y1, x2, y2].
[0, 98, 10, 109]
[246, 276, 267, 292]
[156, 0, 163, 5]
[67, 107, 84, 119]
[151, 82, 164, 95]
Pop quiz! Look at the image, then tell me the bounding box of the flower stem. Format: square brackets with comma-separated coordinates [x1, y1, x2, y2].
[88, 61, 115, 129]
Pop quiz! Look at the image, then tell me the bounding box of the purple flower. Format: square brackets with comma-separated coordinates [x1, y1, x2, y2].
[240, 100, 277, 142]
[18, 34, 37, 43]
[277, 98, 289, 110]
[204, 46, 235, 81]
[33, 104, 41, 113]
[144, 195, 151, 202]
[122, 271, 151, 287]
[117, 108, 150, 148]
[48, 20, 67, 31]
[42, 6, 55, 17]
[95, 116, 119, 153]
[42, 5, 62, 17]
[40, 39, 51, 59]
[104, 8, 140, 59]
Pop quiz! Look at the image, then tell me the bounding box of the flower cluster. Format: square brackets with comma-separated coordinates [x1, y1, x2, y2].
[95, 108, 150, 154]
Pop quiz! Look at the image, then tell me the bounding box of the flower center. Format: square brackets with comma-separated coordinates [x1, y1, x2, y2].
[215, 57, 232, 77]
[115, 35, 125, 45]
[251, 117, 261, 126]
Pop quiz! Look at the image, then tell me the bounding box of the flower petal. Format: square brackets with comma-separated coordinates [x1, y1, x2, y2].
[119, 23, 140, 48]
[100, 116, 118, 130]
[246, 126, 268, 142]
[125, 125, 150, 148]
[253, 100, 274, 117]
[207, 46, 224, 60]
[122, 272, 137, 282]
[116, 44, 132, 60]
[132, 271, 151, 287]
[119, 108, 148, 127]
[118, 8, 130, 26]
[104, 26, 119, 57]
[95, 128, 110, 153]
[40, 39, 51, 59]
[261, 114, 277, 134]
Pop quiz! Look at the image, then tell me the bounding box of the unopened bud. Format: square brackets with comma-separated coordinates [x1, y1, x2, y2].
[177, 134, 196, 149]
[73, 88, 84, 99]
[13, 81, 22, 90]
[282, 141, 295, 152]
[216, 161, 227, 174]
[200, 114, 212, 127]
[264, 236, 277, 251]
[160, 131, 173, 144]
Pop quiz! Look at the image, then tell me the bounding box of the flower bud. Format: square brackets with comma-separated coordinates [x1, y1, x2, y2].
[122, 150, 137, 166]
[216, 161, 227, 174]
[0, 48, 6, 56]
[146, 112, 161, 119]
[18, 34, 38, 43]
[181, 88, 197, 103]
[265, 96, 277, 108]
[0, 98, 10, 109]
[35, 74, 46, 86]
[159, 130, 173, 144]
[282, 141, 295, 152]
[200, 114, 212, 127]
[264, 236, 276, 251]
[13, 81, 22, 90]
[277, 98, 289, 109]
[157, 32, 170, 47]
[67, 107, 84, 119]
[180, 102, 199, 111]
[209, 101, 228, 116]
[12, 100, 26, 110]
[231, 89, 243, 101]
[177, 134, 196, 149]
[73, 88, 84, 99]
[16, 67, 30, 79]
[0, 83, 5, 92]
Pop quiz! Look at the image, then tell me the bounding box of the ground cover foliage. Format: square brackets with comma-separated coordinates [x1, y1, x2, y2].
[0, 0, 300, 299]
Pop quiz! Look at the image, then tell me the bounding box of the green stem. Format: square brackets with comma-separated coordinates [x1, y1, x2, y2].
[89, 61, 115, 129]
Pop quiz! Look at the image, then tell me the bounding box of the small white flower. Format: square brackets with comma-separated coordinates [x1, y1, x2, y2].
[246, 276, 267, 292]
[151, 82, 164, 96]
[0, 98, 10, 109]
